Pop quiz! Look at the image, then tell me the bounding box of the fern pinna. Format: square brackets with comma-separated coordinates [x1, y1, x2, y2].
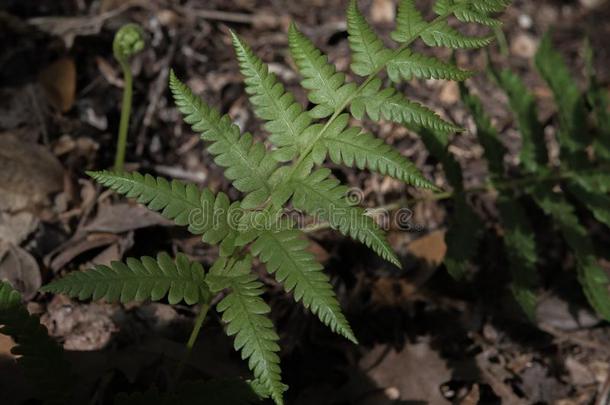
[42, 1, 509, 403]
[433, 33, 610, 321]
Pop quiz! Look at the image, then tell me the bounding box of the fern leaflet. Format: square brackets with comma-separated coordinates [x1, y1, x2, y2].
[387, 48, 472, 82]
[87, 171, 241, 256]
[170, 71, 277, 208]
[231, 30, 312, 161]
[352, 78, 460, 133]
[42, 253, 210, 305]
[346, 0, 392, 76]
[494, 68, 547, 173]
[206, 256, 286, 404]
[291, 168, 400, 267]
[288, 23, 357, 119]
[251, 227, 356, 343]
[532, 186, 610, 321]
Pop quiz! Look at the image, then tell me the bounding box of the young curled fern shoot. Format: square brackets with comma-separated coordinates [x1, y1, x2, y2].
[112, 23, 145, 172]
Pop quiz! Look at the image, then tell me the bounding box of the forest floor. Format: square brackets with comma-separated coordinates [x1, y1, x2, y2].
[1, 0, 610, 403]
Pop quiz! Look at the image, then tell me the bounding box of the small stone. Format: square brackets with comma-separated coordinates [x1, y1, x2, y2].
[439, 81, 459, 105]
[518, 14, 533, 29]
[511, 33, 538, 59]
[580, 0, 607, 9]
[371, 0, 395, 23]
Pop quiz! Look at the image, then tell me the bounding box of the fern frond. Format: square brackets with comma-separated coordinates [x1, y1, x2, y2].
[387, 49, 472, 82]
[114, 379, 262, 405]
[434, 1, 506, 26]
[169, 71, 276, 208]
[320, 116, 436, 189]
[206, 256, 286, 404]
[494, 68, 547, 173]
[346, 0, 392, 76]
[497, 198, 539, 320]
[42, 253, 210, 305]
[251, 228, 356, 343]
[444, 197, 482, 279]
[0, 281, 72, 404]
[291, 168, 400, 267]
[470, 0, 511, 14]
[288, 23, 357, 119]
[391, 0, 428, 43]
[460, 83, 506, 176]
[532, 186, 610, 320]
[567, 182, 610, 228]
[351, 78, 460, 133]
[421, 22, 493, 49]
[87, 171, 240, 256]
[535, 33, 589, 154]
[231, 31, 312, 161]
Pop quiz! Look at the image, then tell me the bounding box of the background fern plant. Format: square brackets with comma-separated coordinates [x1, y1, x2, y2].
[39, 1, 509, 403]
[432, 33, 610, 321]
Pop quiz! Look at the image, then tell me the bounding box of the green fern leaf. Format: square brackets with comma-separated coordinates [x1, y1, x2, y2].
[391, 0, 428, 43]
[320, 115, 436, 189]
[421, 23, 493, 49]
[460, 83, 506, 176]
[584, 40, 610, 160]
[494, 68, 547, 173]
[452, 7, 501, 26]
[346, 0, 392, 76]
[470, 0, 511, 14]
[387, 49, 472, 82]
[444, 197, 482, 279]
[169, 71, 276, 208]
[497, 198, 539, 320]
[87, 171, 240, 256]
[251, 227, 357, 343]
[291, 168, 400, 267]
[231, 31, 312, 161]
[535, 33, 589, 155]
[42, 253, 210, 305]
[206, 256, 286, 405]
[288, 23, 357, 119]
[532, 186, 610, 320]
[0, 281, 72, 404]
[351, 78, 460, 133]
[567, 182, 610, 228]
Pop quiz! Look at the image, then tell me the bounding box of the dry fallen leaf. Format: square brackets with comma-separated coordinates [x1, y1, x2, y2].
[38, 57, 76, 112]
[406, 230, 447, 267]
[0, 133, 64, 211]
[0, 243, 41, 301]
[84, 203, 171, 234]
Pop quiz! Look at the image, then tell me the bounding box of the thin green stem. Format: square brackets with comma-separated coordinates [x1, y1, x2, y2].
[174, 303, 210, 385]
[114, 61, 132, 172]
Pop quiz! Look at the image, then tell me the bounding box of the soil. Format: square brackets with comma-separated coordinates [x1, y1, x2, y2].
[1, 0, 610, 404]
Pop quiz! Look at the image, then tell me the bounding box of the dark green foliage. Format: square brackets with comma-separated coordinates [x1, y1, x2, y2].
[439, 33, 610, 320]
[0, 281, 73, 404]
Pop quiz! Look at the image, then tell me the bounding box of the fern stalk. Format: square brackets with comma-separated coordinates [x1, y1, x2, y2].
[112, 24, 145, 172]
[174, 303, 211, 386]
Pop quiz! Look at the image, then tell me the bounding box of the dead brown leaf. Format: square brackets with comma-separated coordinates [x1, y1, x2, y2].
[0, 243, 41, 300]
[0, 133, 64, 212]
[38, 57, 76, 112]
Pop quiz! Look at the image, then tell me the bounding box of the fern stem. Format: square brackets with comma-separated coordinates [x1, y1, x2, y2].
[112, 24, 145, 172]
[114, 62, 132, 172]
[174, 303, 211, 384]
